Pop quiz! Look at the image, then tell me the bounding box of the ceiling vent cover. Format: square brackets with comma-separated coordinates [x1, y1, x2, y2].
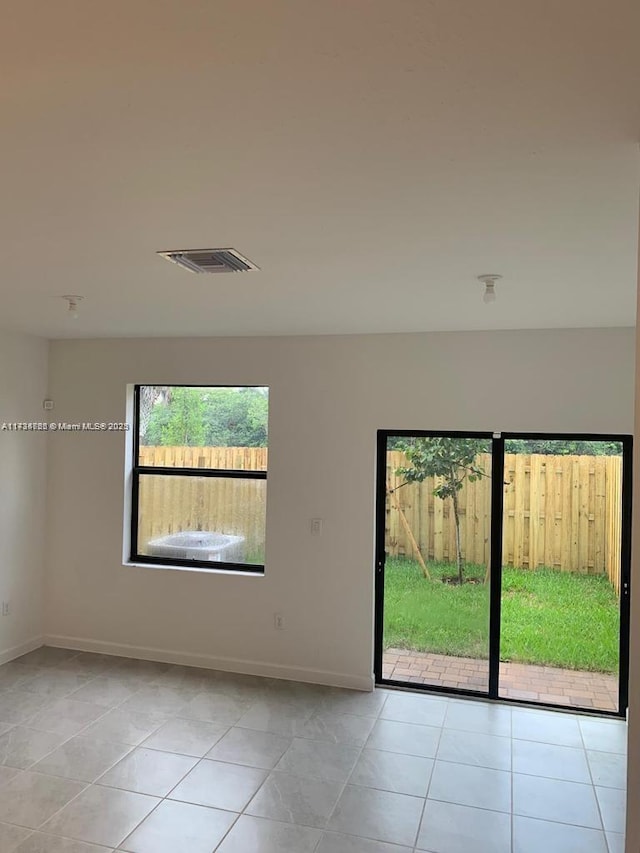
[158, 248, 259, 273]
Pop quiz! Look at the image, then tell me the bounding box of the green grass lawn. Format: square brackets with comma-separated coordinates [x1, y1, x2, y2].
[384, 557, 620, 673]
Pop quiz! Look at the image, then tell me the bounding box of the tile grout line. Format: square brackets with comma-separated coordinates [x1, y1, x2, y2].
[578, 715, 608, 837]
[411, 709, 443, 853]
[510, 707, 514, 853]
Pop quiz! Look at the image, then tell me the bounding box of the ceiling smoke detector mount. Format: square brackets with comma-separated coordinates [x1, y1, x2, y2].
[477, 274, 502, 304]
[157, 248, 260, 274]
[62, 294, 83, 319]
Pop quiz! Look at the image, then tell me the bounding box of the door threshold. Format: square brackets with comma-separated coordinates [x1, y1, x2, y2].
[376, 677, 624, 719]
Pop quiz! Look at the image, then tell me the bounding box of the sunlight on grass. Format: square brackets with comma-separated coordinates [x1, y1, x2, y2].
[383, 558, 619, 673]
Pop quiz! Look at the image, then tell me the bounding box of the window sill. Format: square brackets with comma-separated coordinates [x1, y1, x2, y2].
[123, 561, 264, 578]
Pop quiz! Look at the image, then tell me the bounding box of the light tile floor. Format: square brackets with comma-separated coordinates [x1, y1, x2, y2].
[0, 647, 628, 852]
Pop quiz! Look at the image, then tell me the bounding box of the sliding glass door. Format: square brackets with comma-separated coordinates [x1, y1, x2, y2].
[499, 438, 627, 713]
[374, 431, 631, 717]
[378, 433, 492, 695]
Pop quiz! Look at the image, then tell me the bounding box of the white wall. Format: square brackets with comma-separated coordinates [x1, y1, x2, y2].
[625, 214, 640, 852]
[45, 328, 635, 687]
[0, 330, 48, 661]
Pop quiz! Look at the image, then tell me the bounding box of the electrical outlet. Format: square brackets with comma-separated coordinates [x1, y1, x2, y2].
[1, 601, 10, 617]
[274, 613, 284, 630]
[310, 518, 323, 535]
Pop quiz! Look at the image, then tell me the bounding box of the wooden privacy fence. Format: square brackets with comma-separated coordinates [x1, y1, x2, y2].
[140, 445, 267, 471]
[386, 452, 624, 594]
[138, 446, 267, 557]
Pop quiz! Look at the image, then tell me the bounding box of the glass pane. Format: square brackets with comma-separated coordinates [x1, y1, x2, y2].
[499, 439, 622, 712]
[137, 474, 266, 565]
[382, 435, 491, 693]
[138, 386, 268, 470]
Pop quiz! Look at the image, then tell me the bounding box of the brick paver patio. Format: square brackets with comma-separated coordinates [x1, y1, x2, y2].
[383, 648, 618, 712]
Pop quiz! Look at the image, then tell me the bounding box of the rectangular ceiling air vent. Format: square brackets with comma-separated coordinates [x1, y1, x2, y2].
[157, 248, 259, 273]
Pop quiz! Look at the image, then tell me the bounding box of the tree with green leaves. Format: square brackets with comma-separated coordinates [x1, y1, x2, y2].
[144, 386, 268, 447]
[395, 437, 486, 584]
[147, 387, 205, 446]
[505, 439, 621, 456]
[201, 387, 268, 447]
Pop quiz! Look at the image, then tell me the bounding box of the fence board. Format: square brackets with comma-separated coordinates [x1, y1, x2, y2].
[543, 458, 555, 567]
[605, 456, 623, 595]
[529, 456, 540, 571]
[594, 459, 606, 574]
[513, 455, 526, 568]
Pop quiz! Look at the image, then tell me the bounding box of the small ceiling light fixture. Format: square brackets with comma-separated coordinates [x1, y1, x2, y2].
[478, 274, 502, 304]
[62, 294, 83, 319]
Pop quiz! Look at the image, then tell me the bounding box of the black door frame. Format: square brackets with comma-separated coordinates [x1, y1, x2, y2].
[374, 429, 632, 718]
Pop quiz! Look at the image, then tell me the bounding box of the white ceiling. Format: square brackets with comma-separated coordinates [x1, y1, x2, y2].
[2, 0, 639, 339]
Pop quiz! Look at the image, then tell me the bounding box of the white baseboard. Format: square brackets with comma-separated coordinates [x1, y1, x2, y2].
[0, 635, 44, 666]
[44, 634, 374, 692]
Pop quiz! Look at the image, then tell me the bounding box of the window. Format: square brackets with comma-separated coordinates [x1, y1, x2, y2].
[130, 385, 268, 573]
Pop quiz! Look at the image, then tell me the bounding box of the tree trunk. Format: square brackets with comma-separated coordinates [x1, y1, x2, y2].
[138, 385, 158, 442]
[451, 491, 463, 584]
